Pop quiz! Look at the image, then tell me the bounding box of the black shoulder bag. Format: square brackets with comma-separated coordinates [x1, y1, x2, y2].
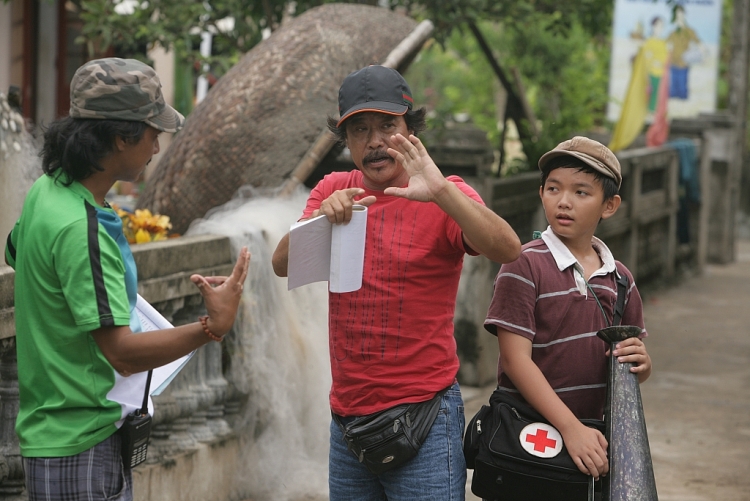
[119, 370, 153, 469]
[464, 273, 629, 501]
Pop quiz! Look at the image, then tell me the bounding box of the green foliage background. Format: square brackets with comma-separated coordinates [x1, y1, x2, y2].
[75, 0, 340, 73]
[406, 17, 611, 173]
[65, 0, 742, 173]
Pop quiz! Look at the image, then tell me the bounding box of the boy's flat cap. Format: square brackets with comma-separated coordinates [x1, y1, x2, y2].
[538, 136, 622, 188]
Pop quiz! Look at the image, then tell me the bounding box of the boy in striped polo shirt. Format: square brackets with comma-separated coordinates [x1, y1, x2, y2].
[484, 136, 652, 481]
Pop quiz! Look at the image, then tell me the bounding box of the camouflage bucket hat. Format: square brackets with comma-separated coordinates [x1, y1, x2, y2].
[69, 58, 185, 133]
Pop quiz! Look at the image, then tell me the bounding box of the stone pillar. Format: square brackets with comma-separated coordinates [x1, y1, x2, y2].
[0, 266, 24, 500]
[0, 338, 25, 500]
[204, 340, 232, 438]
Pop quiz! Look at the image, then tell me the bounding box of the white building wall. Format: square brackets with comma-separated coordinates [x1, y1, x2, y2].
[0, 2, 12, 95]
[145, 45, 176, 180]
[36, 0, 59, 124]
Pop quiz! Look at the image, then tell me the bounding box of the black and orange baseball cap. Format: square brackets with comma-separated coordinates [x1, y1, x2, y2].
[336, 65, 414, 127]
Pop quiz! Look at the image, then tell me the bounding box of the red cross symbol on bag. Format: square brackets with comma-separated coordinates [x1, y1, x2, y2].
[520, 423, 564, 458]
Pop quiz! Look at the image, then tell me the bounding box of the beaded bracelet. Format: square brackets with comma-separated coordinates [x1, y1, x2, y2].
[199, 316, 224, 342]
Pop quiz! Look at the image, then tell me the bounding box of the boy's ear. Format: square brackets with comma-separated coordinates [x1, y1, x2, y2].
[601, 194, 622, 220]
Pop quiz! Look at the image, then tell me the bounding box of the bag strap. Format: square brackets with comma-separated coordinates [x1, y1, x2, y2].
[333, 385, 450, 433]
[612, 273, 629, 326]
[584, 271, 630, 328]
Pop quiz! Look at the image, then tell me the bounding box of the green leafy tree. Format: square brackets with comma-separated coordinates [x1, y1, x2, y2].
[75, 0, 342, 75]
[73, 0, 613, 171]
[64, 0, 742, 173]
[394, 0, 615, 42]
[406, 16, 610, 173]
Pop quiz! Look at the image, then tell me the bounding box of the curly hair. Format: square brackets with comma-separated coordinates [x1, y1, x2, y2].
[40, 117, 148, 185]
[326, 107, 428, 146]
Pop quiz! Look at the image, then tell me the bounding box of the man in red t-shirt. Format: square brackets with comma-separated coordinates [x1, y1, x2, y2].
[272, 65, 521, 500]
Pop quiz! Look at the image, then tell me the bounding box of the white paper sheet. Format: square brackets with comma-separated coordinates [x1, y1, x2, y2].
[287, 205, 367, 293]
[135, 294, 195, 396]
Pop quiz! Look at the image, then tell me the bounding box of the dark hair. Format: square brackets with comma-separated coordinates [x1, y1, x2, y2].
[40, 116, 148, 185]
[672, 4, 685, 22]
[540, 156, 619, 201]
[326, 107, 428, 145]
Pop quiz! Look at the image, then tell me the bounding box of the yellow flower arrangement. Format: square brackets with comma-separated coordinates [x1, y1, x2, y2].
[112, 204, 174, 244]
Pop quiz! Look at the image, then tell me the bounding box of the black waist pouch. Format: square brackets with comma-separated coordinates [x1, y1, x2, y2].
[333, 386, 449, 475]
[465, 389, 604, 501]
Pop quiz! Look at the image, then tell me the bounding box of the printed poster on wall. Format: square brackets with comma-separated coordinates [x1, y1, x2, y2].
[607, 0, 723, 123]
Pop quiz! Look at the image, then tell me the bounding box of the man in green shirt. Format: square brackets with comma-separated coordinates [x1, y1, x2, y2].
[5, 58, 250, 501]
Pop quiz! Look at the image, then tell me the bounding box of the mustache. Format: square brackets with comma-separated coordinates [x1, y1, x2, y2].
[363, 150, 392, 164]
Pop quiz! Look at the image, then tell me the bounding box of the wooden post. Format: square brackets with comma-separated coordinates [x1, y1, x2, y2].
[467, 22, 537, 144]
[665, 152, 679, 278]
[629, 160, 643, 280]
[277, 20, 435, 197]
[696, 136, 712, 272]
[511, 66, 539, 140]
[726, 0, 750, 261]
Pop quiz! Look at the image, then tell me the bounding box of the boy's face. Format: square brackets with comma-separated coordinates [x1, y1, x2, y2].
[540, 167, 621, 244]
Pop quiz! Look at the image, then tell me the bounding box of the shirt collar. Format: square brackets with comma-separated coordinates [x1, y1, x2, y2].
[62, 176, 111, 210]
[541, 226, 618, 278]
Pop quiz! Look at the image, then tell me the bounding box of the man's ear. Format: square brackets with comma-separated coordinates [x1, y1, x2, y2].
[114, 135, 128, 152]
[601, 194, 622, 220]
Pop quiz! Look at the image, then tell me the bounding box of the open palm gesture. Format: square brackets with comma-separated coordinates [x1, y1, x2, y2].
[384, 133, 448, 202]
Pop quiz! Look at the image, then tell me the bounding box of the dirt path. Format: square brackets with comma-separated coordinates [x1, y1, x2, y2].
[464, 239, 750, 500]
[637, 239, 750, 500]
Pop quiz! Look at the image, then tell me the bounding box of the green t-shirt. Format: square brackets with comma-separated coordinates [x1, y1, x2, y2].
[6, 174, 143, 457]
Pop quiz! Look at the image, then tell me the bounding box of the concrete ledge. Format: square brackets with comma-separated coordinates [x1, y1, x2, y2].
[0, 235, 234, 339]
[132, 234, 233, 281]
[0, 266, 14, 340]
[0, 266, 13, 310]
[138, 265, 233, 304]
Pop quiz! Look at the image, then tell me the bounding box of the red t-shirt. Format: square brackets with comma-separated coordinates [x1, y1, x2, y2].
[302, 170, 483, 416]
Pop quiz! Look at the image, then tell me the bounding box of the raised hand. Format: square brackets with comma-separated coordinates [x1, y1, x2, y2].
[190, 246, 250, 337]
[384, 133, 448, 202]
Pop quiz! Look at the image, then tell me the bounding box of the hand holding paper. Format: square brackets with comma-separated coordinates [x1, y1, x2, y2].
[287, 205, 368, 293]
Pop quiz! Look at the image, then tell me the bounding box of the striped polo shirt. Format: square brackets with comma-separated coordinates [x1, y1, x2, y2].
[484, 227, 646, 419]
